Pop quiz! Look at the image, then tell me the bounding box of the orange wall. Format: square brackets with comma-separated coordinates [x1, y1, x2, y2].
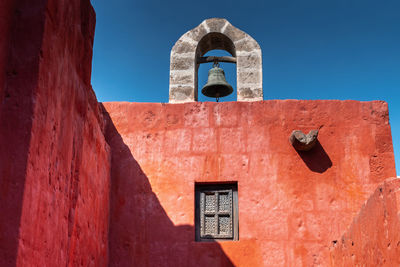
[330, 178, 400, 266]
[103, 100, 396, 266]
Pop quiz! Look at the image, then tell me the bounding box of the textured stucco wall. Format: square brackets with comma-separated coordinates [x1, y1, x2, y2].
[0, 1, 111, 266]
[330, 178, 400, 266]
[1, 1, 398, 266]
[0, 1, 43, 264]
[103, 100, 396, 266]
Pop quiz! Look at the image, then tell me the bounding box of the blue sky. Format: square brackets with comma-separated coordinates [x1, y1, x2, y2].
[91, 0, 400, 175]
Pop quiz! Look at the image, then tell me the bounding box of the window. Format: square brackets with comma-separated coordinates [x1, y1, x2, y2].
[195, 183, 238, 241]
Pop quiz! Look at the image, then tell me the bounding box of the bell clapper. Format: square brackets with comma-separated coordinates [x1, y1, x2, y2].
[214, 60, 220, 102]
[213, 60, 219, 68]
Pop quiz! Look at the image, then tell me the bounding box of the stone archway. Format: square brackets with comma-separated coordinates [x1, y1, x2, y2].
[169, 18, 263, 103]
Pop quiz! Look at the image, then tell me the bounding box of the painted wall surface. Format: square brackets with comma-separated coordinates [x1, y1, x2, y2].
[0, 0, 111, 266]
[330, 177, 400, 266]
[0, 0, 14, 98]
[0, 0, 43, 264]
[1, 1, 398, 266]
[103, 100, 396, 266]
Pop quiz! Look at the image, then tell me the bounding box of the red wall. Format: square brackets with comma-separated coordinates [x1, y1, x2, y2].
[1, 1, 398, 265]
[330, 178, 400, 266]
[0, 0, 111, 266]
[0, 1, 47, 265]
[0, 0, 14, 99]
[103, 100, 396, 266]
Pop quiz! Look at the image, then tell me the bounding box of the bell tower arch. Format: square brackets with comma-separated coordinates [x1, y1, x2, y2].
[169, 18, 263, 103]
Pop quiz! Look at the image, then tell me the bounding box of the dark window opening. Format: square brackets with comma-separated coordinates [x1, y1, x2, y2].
[195, 183, 238, 241]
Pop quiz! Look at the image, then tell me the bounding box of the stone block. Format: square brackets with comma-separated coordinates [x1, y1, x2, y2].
[238, 87, 263, 101]
[170, 56, 195, 70]
[238, 70, 262, 84]
[169, 72, 194, 85]
[235, 38, 261, 52]
[205, 18, 227, 32]
[223, 23, 246, 42]
[237, 53, 262, 69]
[184, 23, 207, 42]
[171, 40, 197, 54]
[169, 86, 194, 102]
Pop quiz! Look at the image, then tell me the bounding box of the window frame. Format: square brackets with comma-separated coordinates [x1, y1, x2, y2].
[195, 183, 239, 241]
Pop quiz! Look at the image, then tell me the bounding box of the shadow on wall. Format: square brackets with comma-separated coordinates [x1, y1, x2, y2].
[0, 1, 42, 265]
[295, 141, 332, 173]
[102, 106, 234, 267]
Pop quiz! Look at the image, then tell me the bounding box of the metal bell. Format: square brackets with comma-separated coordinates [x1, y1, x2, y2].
[201, 63, 233, 101]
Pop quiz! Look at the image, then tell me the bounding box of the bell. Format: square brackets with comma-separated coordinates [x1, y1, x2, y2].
[201, 65, 233, 101]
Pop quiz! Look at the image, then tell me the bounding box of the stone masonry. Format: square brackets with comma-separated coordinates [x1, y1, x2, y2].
[169, 18, 263, 103]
